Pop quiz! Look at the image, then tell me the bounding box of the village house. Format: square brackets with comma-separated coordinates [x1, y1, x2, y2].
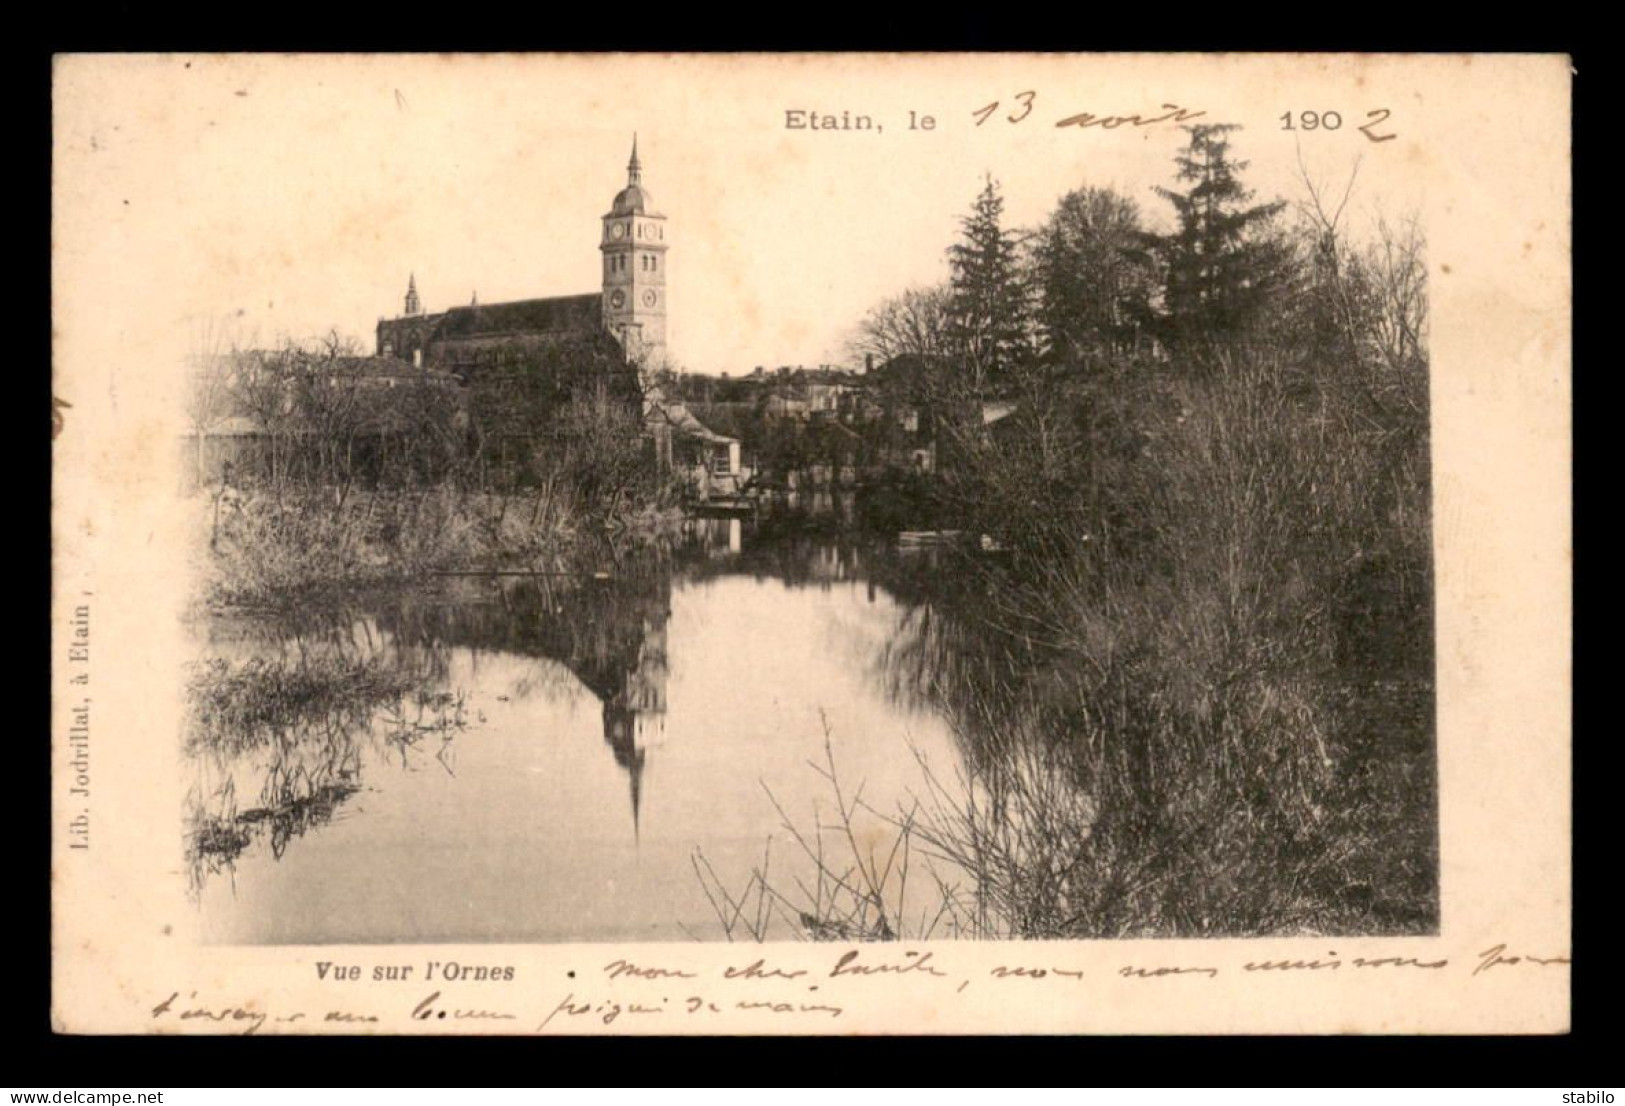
[746, 365, 864, 420]
[642, 388, 743, 500]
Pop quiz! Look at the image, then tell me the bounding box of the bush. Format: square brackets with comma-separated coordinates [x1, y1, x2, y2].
[752, 344, 1437, 941]
[202, 485, 585, 606]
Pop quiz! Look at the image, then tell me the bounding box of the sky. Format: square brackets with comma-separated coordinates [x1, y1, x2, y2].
[57, 54, 1425, 379]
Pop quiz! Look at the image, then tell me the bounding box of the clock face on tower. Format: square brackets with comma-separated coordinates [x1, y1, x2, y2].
[642, 289, 658, 308]
[611, 223, 626, 239]
[610, 289, 626, 309]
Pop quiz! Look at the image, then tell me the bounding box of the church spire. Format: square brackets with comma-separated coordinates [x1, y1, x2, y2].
[404, 273, 421, 316]
[627, 133, 642, 187]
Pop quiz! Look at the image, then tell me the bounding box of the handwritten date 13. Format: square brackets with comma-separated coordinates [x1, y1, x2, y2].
[973, 90, 1205, 132]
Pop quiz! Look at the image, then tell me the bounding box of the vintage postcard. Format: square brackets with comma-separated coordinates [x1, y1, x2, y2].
[50, 52, 1571, 1035]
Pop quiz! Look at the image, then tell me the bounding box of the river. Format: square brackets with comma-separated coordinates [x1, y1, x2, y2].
[187, 518, 981, 944]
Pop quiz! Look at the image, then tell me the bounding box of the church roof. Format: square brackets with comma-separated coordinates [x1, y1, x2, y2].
[435, 294, 602, 339]
[645, 389, 737, 445]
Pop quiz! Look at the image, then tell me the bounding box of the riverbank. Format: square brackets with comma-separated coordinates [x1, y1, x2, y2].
[193, 484, 687, 609]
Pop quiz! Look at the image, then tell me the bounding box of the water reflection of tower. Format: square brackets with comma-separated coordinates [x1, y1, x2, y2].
[368, 569, 675, 839]
[599, 569, 671, 841]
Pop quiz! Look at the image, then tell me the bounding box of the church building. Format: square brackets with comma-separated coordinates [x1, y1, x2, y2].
[376, 137, 670, 378]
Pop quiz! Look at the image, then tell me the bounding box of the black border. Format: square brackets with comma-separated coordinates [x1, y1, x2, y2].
[25, 26, 1593, 1083]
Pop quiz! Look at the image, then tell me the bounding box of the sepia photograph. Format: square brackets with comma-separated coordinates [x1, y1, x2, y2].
[51, 52, 1569, 1033]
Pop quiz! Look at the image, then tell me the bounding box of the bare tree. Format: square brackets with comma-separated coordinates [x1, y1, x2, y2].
[288, 329, 368, 505]
[229, 346, 295, 496]
[1294, 151, 1367, 370]
[847, 284, 954, 368]
[1366, 210, 1428, 379]
[184, 317, 245, 489]
[389, 368, 469, 489]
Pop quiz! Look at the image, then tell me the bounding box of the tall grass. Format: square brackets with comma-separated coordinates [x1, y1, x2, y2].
[690, 725, 977, 942]
[199, 484, 589, 606]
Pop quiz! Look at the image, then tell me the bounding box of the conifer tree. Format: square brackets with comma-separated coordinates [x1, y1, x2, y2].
[947, 174, 1033, 390]
[1154, 124, 1291, 343]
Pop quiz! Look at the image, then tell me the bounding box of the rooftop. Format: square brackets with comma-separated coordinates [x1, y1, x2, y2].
[435, 294, 603, 339]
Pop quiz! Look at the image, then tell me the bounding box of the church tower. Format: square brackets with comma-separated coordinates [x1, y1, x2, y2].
[404, 273, 422, 316]
[600, 136, 668, 369]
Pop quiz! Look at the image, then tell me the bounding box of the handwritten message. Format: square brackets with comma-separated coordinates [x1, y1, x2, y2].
[145, 942, 1569, 1035]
